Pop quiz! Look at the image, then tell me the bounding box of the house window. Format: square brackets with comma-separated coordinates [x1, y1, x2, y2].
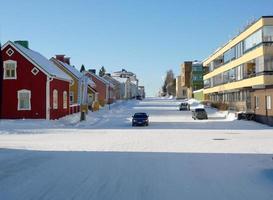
[255, 96, 259, 109]
[70, 80, 74, 86]
[31, 67, 39, 75]
[63, 91, 67, 109]
[53, 89, 58, 109]
[70, 91, 74, 104]
[17, 90, 31, 110]
[266, 96, 272, 110]
[3, 60, 17, 79]
[6, 48, 14, 57]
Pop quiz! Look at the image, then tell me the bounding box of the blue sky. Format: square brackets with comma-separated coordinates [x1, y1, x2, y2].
[0, 0, 273, 96]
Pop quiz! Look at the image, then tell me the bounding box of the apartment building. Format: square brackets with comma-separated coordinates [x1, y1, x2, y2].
[203, 16, 273, 126]
[176, 61, 204, 99]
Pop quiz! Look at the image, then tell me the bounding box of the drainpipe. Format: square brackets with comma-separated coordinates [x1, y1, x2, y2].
[46, 76, 53, 120]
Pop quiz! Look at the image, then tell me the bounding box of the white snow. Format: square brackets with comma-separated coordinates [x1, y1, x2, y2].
[0, 98, 273, 200]
[58, 60, 83, 79]
[12, 41, 71, 81]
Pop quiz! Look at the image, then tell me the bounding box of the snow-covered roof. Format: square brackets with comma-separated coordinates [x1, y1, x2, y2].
[85, 71, 114, 88]
[57, 60, 82, 79]
[9, 41, 71, 81]
[86, 76, 96, 88]
[112, 76, 129, 83]
[103, 75, 121, 86]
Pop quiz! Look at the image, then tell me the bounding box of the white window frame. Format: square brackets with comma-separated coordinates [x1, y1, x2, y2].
[69, 91, 74, 104]
[53, 89, 58, 109]
[266, 95, 272, 110]
[63, 91, 68, 109]
[17, 89, 31, 111]
[31, 67, 39, 76]
[70, 79, 74, 86]
[3, 60, 17, 80]
[6, 48, 14, 57]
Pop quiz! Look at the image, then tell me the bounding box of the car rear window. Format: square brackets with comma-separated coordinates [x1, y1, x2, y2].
[195, 108, 205, 112]
[134, 113, 148, 118]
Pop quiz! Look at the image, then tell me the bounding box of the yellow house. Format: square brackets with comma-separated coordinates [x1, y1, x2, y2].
[51, 55, 81, 105]
[51, 55, 98, 113]
[203, 16, 273, 126]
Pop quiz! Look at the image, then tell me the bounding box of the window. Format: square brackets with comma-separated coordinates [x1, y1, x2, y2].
[229, 68, 236, 82]
[17, 90, 31, 110]
[6, 48, 14, 57]
[69, 92, 74, 104]
[263, 26, 273, 42]
[235, 41, 244, 59]
[244, 29, 262, 52]
[63, 91, 67, 109]
[3, 60, 17, 79]
[70, 79, 74, 86]
[236, 65, 243, 80]
[204, 79, 210, 88]
[223, 47, 235, 63]
[53, 89, 58, 109]
[31, 67, 39, 75]
[255, 96, 259, 109]
[264, 55, 273, 71]
[266, 96, 272, 110]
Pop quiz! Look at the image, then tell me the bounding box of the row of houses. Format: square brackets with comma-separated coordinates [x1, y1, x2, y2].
[176, 16, 273, 126]
[0, 40, 145, 120]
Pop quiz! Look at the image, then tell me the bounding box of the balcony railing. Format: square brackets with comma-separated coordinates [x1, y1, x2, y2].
[204, 71, 273, 89]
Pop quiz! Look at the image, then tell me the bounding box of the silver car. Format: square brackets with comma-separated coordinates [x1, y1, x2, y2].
[192, 108, 208, 120]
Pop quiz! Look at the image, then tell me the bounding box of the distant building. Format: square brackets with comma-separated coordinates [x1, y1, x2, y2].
[176, 61, 204, 99]
[85, 69, 114, 105]
[112, 69, 139, 99]
[138, 86, 145, 98]
[103, 73, 122, 100]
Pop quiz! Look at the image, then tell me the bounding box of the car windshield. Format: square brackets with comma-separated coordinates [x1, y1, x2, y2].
[134, 113, 148, 118]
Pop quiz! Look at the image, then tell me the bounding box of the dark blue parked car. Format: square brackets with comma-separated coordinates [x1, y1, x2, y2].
[132, 113, 149, 126]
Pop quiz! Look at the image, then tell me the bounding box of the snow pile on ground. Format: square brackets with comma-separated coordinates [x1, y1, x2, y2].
[0, 98, 269, 135]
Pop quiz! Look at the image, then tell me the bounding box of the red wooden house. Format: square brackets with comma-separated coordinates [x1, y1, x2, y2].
[0, 41, 72, 120]
[85, 70, 114, 105]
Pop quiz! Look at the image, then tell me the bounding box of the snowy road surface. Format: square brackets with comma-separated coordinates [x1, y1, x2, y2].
[0, 98, 273, 200]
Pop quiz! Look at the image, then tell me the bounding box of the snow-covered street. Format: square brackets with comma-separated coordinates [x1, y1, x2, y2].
[0, 98, 273, 199]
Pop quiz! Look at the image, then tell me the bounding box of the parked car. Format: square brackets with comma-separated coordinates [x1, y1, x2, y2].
[237, 112, 255, 121]
[192, 108, 208, 120]
[132, 113, 149, 126]
[136, 95, 142, 100]
[179, 102, 189, 111]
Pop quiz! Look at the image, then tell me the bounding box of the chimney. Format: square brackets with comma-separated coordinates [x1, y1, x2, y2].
[55, 55, 65, 62]
[88, 69, 96, 74]
[14, 40, 29, 49]
[64, 57, 70, 65]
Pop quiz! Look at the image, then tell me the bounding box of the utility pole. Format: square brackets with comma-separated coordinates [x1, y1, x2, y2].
[80, 73, 88, 121]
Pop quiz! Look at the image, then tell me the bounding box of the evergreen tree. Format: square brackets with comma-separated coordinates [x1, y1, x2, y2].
[99, 66, 106, 77]
[80, 64, 86, 73]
